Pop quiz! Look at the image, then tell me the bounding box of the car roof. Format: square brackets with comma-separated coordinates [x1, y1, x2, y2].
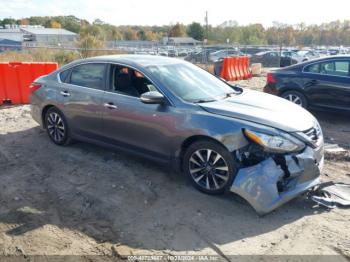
[280, 55, 350, 71]
[302, 55, 350, 64]
[255, 51, 275, 55]
[59, 55, 186, 71]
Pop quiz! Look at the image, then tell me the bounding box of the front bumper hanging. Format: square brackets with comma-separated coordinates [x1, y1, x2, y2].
[230, 147, 324, 215]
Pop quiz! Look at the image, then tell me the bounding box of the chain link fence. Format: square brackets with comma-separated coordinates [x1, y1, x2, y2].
[0, 42, 298, 73]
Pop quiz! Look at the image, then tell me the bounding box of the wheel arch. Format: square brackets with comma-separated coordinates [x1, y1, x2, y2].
[280, 87, 308, 98]
[41, 104, 56, 128]
[280, 89, 309, 107]
[177, 135, 231, 170]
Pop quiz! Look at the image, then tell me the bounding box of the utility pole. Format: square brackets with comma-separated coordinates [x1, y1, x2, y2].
[205, 11, 209, 41]
[202, 11, 209, 64]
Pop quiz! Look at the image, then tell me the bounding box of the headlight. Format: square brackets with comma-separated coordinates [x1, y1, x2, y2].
[243, 129, 305, 153]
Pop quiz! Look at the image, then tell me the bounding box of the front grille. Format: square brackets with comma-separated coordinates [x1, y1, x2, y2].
[304, 127, 318, 141]
[303, 124, 322, 146]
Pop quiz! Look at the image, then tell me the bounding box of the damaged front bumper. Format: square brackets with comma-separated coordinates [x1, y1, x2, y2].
[230, 146, 324, 215]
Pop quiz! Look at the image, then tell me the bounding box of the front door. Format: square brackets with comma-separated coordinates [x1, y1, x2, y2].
[101, 64, 176, 160]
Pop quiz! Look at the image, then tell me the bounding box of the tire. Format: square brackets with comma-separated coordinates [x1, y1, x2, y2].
[44, 107, 71, 145]
[281, 90, 308, 108]
[182, 140, 237, 195]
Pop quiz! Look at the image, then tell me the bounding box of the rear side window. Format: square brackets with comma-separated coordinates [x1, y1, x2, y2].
[320, 61, 349, 77]
[59, 69, 71, 83]
[70, 63, 106, 90]
[304, 63, 320, 73]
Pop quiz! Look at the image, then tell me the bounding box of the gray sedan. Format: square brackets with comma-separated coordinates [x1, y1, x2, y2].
[30, 55, 324, 214]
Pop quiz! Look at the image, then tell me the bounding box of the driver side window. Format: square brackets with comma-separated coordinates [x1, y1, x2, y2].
[110, 65, 157, 97]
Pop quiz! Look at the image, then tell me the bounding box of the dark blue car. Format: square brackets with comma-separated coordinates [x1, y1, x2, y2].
[264, 56, 350, 112]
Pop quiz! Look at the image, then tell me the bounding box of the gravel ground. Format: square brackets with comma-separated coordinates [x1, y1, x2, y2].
[0, 76, 349, 261]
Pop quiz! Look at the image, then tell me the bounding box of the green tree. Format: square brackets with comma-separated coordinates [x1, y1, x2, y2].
[0, 18, 18, 26]
[78, 23, 105, 57]
[3, 15, 350, 46]
[169, 23, 186, 37]
[137, 30, 147, 41]
[50, 21, 62, 29]
[187, 22, 204, 40]
[123, 27, 138, 40]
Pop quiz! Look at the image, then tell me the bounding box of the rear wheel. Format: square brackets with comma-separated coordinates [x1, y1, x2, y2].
[282, 90, 308, 108]
[183, 141, 237, 194]
[45, 107, 71, 145]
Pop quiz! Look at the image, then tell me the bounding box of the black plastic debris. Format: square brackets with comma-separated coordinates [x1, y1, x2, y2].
[311, 182, 350, 208]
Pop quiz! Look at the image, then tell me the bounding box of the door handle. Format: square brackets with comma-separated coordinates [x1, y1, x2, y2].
[309, 79, 318, 85]
[305, 79, 318, 87]
[60, 91, 70, 97]
[104, 103, 118, 109]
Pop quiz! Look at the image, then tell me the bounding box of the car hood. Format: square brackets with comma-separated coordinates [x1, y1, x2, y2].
[199, 89, 316, 132]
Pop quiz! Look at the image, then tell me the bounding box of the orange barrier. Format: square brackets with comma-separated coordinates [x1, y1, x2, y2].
[0, 63, 7, 106]
[243, 56, 252, 79]
[0, 62, 58, 105]
[220, 57, 230, 80]
[220, 56, 252, 81]
[236, 57, 243, 80]
[228, 57, 237, 81]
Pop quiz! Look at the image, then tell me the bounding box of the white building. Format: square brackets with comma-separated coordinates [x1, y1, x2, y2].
[161, 37, 201, 46]
[0, 25, 78, 47]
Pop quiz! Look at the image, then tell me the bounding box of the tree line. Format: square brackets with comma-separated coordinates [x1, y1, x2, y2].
[1, 16, 350, 46]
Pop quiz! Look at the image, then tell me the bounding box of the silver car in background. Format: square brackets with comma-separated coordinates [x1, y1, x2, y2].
[30, 55, 324, 214]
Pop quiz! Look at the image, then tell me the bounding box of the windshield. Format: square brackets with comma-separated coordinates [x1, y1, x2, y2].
[147, 62, 238, 102]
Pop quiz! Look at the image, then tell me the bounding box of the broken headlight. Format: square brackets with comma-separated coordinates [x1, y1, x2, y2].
[243, 129, 305, 153]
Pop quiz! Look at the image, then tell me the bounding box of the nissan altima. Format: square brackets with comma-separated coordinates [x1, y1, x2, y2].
[30, 55, 324, 214]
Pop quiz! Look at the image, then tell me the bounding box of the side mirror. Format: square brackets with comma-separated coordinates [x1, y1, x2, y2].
[140, 91, 165, 104]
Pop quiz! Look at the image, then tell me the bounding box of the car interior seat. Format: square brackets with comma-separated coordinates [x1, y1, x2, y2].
[114, 71, 140, 97]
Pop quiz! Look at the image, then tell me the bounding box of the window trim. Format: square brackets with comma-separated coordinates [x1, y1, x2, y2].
[107, 63, 157, 96]
[58, 69, 71, 83]
[58, 61, 174, 106]
[105, 62, 173, 106]
[302, 59, 350, 78]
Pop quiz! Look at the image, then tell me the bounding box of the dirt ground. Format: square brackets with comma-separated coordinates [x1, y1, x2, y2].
[0, 76, 349, 261]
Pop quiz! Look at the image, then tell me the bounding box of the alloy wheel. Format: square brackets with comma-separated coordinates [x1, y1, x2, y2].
[47, 112, 66, 143]
[189, 149, 229, 191]
[284, 93, 303, 106]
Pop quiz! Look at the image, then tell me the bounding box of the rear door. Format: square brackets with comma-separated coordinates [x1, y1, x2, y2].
[302, 60, 350, 110]
[58, 63, 107, 139]
[264, 52, 279, 67]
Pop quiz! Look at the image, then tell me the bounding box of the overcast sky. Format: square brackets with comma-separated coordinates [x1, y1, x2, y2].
[0, 0, 349, 27]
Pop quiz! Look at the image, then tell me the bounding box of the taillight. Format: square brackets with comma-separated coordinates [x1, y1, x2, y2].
[29, 83, 42, 94]
[267, 72, 276, 84]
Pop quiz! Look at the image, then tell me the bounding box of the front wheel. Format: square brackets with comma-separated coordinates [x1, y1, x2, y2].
[282, 90, 308, 108]
[183, 141, 237, 195]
